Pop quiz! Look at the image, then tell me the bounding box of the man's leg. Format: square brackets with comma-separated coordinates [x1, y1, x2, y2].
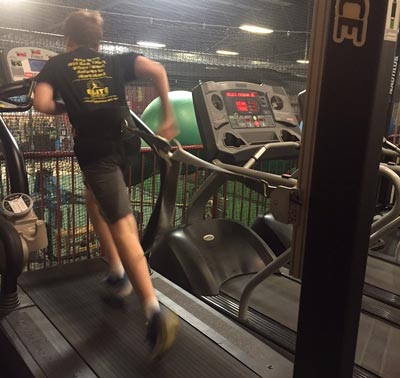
[108, 212, 179, 358]
[83, 157, 178, 357]
[108, 213, 157, 312]
[85, 179, 156, 309]
[85, 188, 122, 273]
[85, 187, 132, 296]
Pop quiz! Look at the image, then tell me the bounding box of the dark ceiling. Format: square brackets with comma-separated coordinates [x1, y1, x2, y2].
[0, 0, 313, 65]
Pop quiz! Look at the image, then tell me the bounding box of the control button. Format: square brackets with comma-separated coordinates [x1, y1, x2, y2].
[254, 121, 260, 127]
[253, 115, 258, 121]
[230, 120, 240, 129]
[264, 115, 276, 127]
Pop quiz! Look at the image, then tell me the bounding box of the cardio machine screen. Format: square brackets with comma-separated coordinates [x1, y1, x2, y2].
[224, 91, 260, 114]
[220, 89, 276, 129]
[28, 59, 47, 72]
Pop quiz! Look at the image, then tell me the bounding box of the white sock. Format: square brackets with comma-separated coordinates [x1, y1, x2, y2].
[109, 263, 125, 278]
[144, 297, 160, 320]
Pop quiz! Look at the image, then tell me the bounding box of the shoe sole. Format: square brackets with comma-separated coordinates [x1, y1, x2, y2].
[149, 311, 179, 360]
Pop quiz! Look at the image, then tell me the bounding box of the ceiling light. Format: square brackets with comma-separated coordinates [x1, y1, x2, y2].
[216, 50, 239, 56]
[296, 59, 309, 64]
[137, 41, 166, 48]
[1, 0, 21, 4]
[239, 24, 274, 34]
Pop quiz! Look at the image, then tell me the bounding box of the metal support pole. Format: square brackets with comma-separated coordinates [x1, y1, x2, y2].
[293, 1, 397, 377]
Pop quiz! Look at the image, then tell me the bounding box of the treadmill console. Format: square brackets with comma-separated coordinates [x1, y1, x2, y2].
[1, 47, 56, 83]
[0, 47, 52, 254]
[192, 81, 301, 164]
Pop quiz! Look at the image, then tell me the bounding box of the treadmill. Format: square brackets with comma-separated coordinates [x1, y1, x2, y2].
[252, 207, 400, 313]
[0, 48, 292, 378]
[295, 88, 400, 307]
[149, 81, 400, 378]
[365, 146, 400, 304]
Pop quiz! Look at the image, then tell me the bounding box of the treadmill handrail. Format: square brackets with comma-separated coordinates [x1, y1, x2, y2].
[238, 163, 400, 321]
[382, 137, 400, 155]
[238, 247, 292, 321]
[0, 117, 29, 194]
[243, 141, 301, 169]
[215, 160, 298, 188]
[370, 164, 400, 242]
[127, 110, 174, 251]
[0, 79, 33, 97]
[0, 79, 34, 310]
[0, 79, 35, 113]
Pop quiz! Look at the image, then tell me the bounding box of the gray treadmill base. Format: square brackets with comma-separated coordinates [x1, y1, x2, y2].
[3, 259, 264, 378]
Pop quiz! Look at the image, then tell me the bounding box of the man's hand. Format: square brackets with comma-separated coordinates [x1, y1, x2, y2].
[135, 56, 179, 141]
[34, 82, 66, 115]
[157, 117, 179, 141]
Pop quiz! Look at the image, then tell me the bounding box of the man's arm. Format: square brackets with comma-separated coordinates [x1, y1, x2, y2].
[134, 55, 178, 140]
[33, 82, 66, 115]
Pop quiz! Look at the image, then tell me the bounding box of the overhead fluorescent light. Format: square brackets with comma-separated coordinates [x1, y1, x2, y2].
[296, 59, 309, 64]
[216, 50, 239, 56]
[1, 0, 19, 4]
[239, 24, 274, 34]
[137, 41, 166, 48]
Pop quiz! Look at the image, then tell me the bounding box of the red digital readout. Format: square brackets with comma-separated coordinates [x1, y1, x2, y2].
[249, 100, 258, 112]
[235, 100, 259, 113]
[235, 101, 249, 112]
[226, 92, 258, 98]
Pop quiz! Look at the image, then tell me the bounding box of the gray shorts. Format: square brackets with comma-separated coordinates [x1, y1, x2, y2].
[82, 153, 132, 224]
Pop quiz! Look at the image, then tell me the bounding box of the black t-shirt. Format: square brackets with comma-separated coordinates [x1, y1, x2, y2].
[36, 47, 140, 166]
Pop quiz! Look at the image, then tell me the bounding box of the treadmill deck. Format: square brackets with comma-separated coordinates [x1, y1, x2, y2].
[221, 273, 400, 378]
[2, 259, 288, 378]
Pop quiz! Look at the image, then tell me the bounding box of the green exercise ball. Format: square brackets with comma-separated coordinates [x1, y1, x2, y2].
[141, 91, 201, 146]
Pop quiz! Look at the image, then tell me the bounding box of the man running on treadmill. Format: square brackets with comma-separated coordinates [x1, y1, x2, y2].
[33, 9, 179, 359]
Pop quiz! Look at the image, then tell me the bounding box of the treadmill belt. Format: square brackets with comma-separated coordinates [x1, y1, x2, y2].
[366, 256, 400, 297]
[18, 259, 260, 378]
[220, 274, 400, 378]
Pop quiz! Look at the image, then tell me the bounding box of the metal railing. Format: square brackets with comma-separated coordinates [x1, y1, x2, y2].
[0, 147, 296, 270]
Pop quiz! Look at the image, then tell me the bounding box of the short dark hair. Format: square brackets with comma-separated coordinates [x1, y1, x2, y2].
[64, 10, 104, 48]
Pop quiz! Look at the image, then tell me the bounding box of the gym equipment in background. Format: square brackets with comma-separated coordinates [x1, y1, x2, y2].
[149, 81, 400, 377]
